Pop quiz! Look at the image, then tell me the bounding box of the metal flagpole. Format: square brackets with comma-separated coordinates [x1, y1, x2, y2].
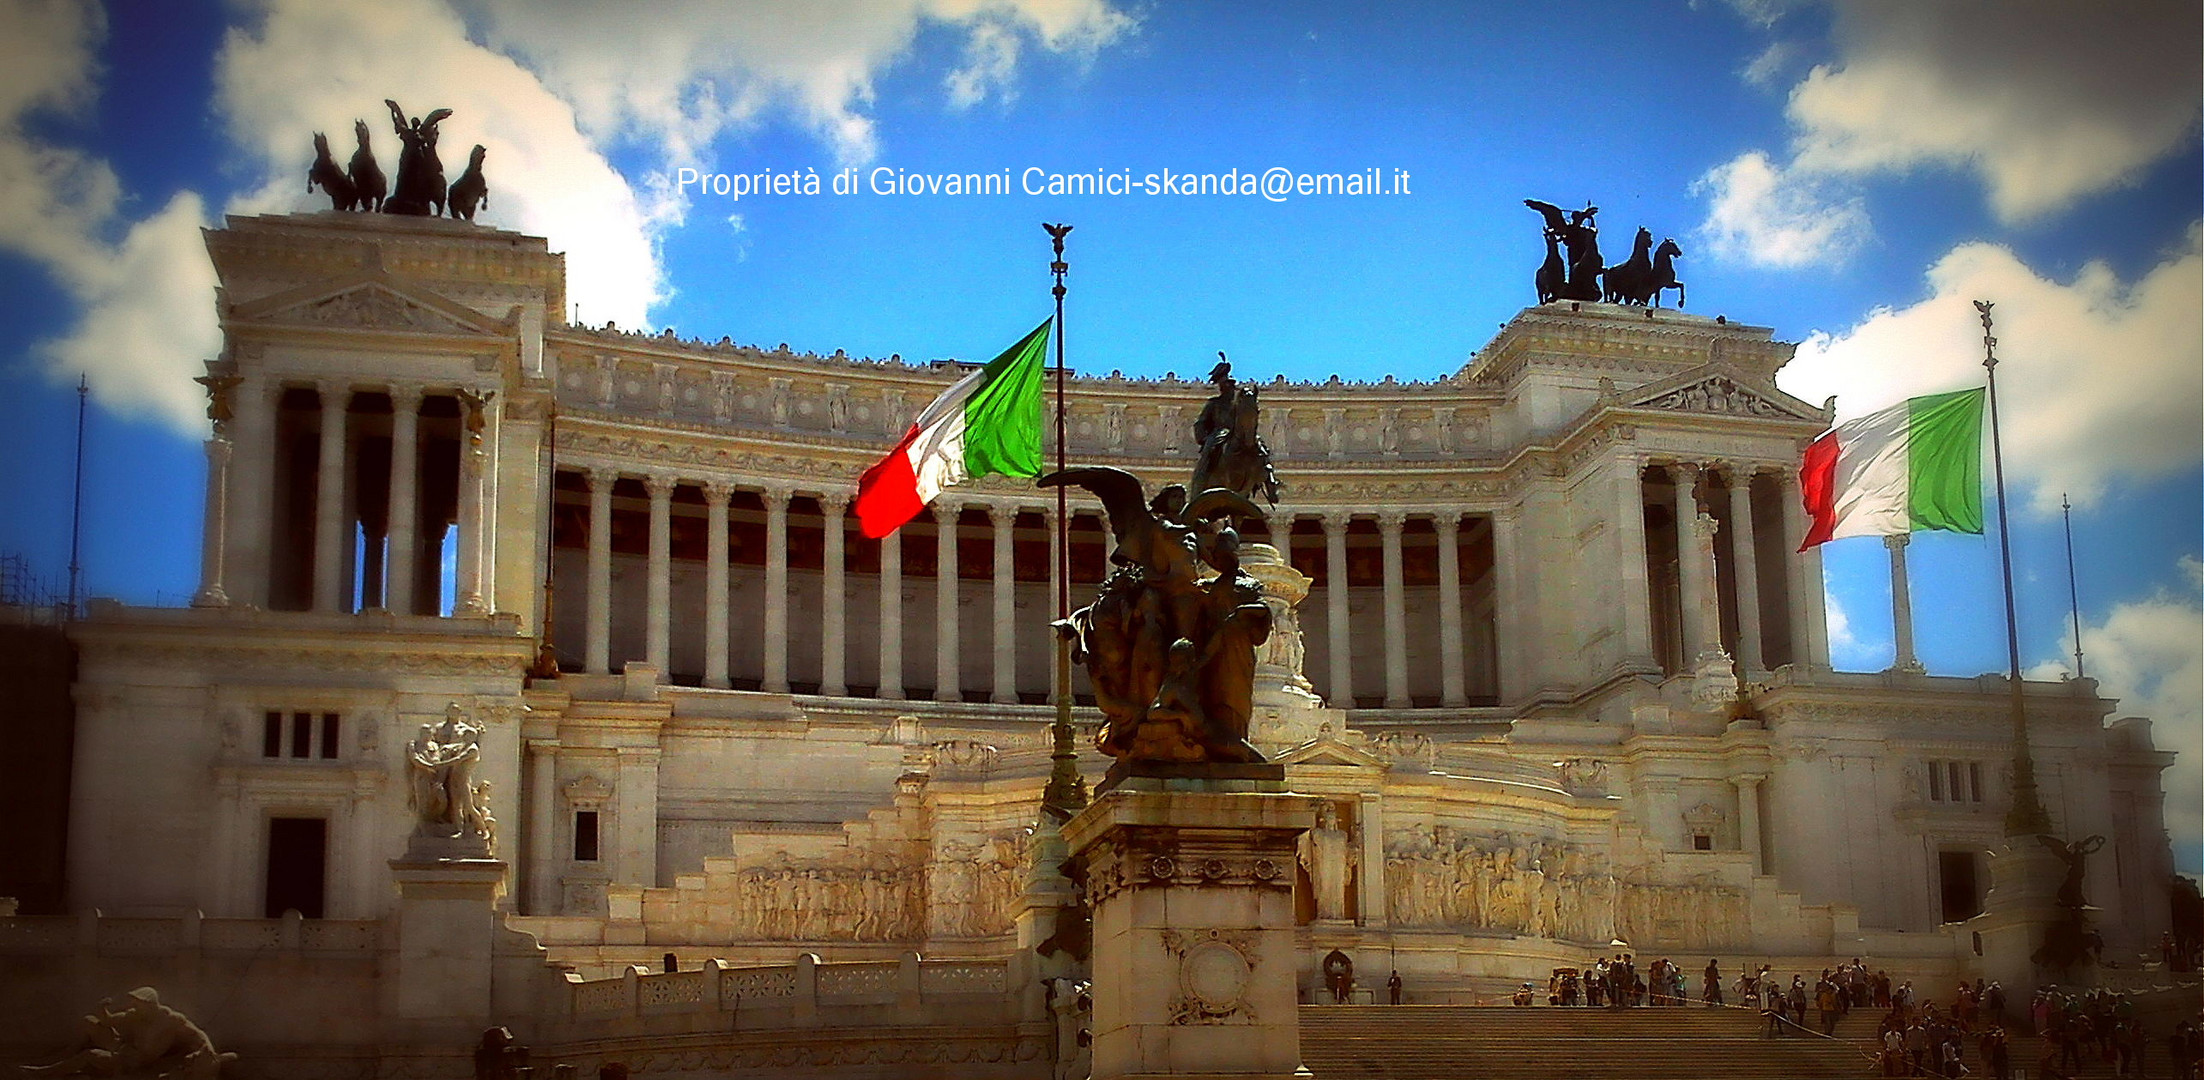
[1041, 222, 1084, 819]
[68, 374, 87, 621]
[1976, 300, 2053, 837]
[2060, 493, 2084, 681]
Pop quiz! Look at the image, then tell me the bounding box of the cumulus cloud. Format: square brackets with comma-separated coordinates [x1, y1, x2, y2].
[1694, 150, 1871, 267]
[469, 0, 1134, 166]
[1823, 588, 1888, 670]
[215, 0, 670, 328]
[1791, 1, 2202, 223]
[1778, 228, 2203, 514]
[2030, 557, 2203, 874]
[0, 0, 218, 434]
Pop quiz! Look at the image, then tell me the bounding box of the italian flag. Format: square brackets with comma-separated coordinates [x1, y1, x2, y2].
[1799, 387, 1985, 549]
[854, 319, 1051, 539]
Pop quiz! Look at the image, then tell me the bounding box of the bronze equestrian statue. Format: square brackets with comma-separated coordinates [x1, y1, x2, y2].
[448, 145, 489, 222]
[308, 132, 358, 211]
[1525, 199, 1604, 302]
[383, 99, 453, 216]
[1188, 356, 1281, 507]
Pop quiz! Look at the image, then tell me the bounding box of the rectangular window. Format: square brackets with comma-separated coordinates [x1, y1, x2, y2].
[262, 711, 284, 758]
[573, 811, 600, 862]
[1928, 762, 1945, 802]
[1692, 833, 1713, 851]
[290, 712, 312, 758]
[1948, 761, 1968, 803]
[1968, 762, 1984, 803]
[319, 713, 341, 759]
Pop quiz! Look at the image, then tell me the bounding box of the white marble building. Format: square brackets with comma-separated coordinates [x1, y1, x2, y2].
[9, 210, 2180, 1065]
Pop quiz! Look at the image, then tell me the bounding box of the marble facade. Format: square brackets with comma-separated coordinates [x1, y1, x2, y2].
[4, 210, 2182, 1070]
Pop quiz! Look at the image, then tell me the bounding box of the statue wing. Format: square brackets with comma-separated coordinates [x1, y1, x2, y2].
[1524, 199, 1567, 234]
[1038, 467, 1149, 544]
[423, 108, 454, 128]
[1184, 488, 1262, 524]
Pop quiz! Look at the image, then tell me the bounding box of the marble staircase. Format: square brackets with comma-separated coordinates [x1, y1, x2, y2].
[1299, 1004, 1873, 1079]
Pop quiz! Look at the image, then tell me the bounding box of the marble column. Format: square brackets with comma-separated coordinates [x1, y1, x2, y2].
[1378, 510, 1410, 707]
[1433, 512, 1467, 707]
[819, 493, 849, 697]
[1734, 774, 1765, 874]
[989, 504, 1017, 704]
[1267, 512, 1294, 564]
[1615, 455, 1654, 662]
[702, 482, 732, 688]
[935, 506, 961, 702]
[644, 474, 673, 679]
[384, 388, 421, 615]
[880, 526, 904, 700]
[193, 435, 233, 608]
[762, 485, 791, 694]
[1779, 470, 1826, 670]
[312, 383, 349, 613]
[1886, 533, 1925, 674]
[1667, 463, 1712, 661]
[526, 740, 559, 914]
[1726, 464, 1765, 673]
[452, 394, 490, 617]
[1323, 513, 1353, 707]
[585, 468, 615, 674]
[1493, 508, 1525, 701]
[228, 376, 275, 610]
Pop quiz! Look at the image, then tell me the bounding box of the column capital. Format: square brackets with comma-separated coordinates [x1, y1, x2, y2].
[642, 473, 676, 499]
[1374, 509, 1408, 533]
[816, 490, 850, 515]
[1732, 772, 1766, 787]
[759, 482, 794, 506]
[586, 466, 622, 490]
[1321, 512, 1352, 537]
[317, 381, 349, 409]
[700, 479, 734, 504]
[1720, 459, 1764, 483]
[1663, 460, 1702, 483]
[1430, 511, 1461, 537]
[1882, 532, 1911, 552]
[985, 502, 1017, 527]
[388, 384, 425, 410]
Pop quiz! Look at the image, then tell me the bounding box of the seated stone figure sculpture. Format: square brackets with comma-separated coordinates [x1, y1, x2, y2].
[22, 987, 235, 1079]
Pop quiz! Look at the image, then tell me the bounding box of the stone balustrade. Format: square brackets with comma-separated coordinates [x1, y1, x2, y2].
[563, 952, 1015, 1027]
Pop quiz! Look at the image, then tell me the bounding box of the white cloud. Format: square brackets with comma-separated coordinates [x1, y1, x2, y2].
[0, 0, 218, 434]
[2032, 557, 2203, 873]
[1823, 588, 1888, 670]
[1779, 227, 2203, 514]
[1741, 40, 1800, 88]
[214, 0, 670, 329]
[469, 0, 1134, 166]
[1790, 1, 2202, 223]
[1694, 150, 1871, 268]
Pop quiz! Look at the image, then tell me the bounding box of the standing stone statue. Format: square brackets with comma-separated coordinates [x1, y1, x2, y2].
[407, 703, 490, 845]
[1188, 356, 1281, 507]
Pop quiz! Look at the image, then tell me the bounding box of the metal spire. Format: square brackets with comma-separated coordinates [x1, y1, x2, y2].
[1041, 222, 1085, 821]
[2061, 493, 2084, 681]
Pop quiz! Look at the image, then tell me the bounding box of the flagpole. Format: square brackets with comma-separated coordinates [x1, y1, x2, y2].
[2060, 493, 2084, 680]
[1041, 222, 1084, 819]
[1976, 300, 2053, 837]
[68, 374, 87, 621]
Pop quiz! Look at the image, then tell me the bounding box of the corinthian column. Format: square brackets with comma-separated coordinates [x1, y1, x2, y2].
[1323, 513, 1353, 707]
[452, 390, 492, 617]
[1886, 533, 1925, 674]
[1434, 513, 1466, 706]
[644, 474, 673, 679]
[1779, 469, 1827, 670]
[312, 383, 349, 613]
[1378, 510, 1410, 707]
[1726, 464, 1765, 673]
[989, 504, 1017, 704]
[1615, 454, 1654, 663]
[384, 387, 421, 615]
[819, 493, 849, 697]
[880, 526, 904, 700]
[703, 481, 732, 688]
[935, 505, 961, 702]
[193, 434, 233, 608]
[762, 484, 791, 694]
[1667, 463, 1713, 661]
[585, 468, 615, 675]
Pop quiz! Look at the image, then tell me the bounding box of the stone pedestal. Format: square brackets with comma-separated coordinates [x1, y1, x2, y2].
[1968, 836, 2090, 1001]
[1237, 543, 1330, 750]
[1063, 778, 1316, 1080]
[389, 836, 506, 1026]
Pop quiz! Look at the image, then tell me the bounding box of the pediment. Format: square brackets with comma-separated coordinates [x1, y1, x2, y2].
[1623, 366, 1826, 423]
[1274, 733, 1386, 770]
[233, 272, 506, 337]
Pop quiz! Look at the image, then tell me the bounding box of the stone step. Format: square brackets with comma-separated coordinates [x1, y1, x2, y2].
[1299, 1005, 1875, 1080]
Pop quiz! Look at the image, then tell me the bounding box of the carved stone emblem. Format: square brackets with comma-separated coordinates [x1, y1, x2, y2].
[1162, 929, 1260, 1024]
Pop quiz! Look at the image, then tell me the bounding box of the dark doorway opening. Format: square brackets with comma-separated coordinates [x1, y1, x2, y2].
[1938, 849, 1982, 923]
[265, 816, 327, 918]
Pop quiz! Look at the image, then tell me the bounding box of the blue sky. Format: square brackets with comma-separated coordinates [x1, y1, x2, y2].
[0, 0, 2196, 868]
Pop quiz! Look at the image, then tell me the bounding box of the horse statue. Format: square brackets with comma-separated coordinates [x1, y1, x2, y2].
[1649, 237, 1685, 308]
[1601, 227, 1654, 305]
[308, 132, 358, 211]
[1534, 228, 1565, 304]
[348, 119, 386, 212]
[382, 99, 452, 216]
[1525, 199, 1603, 301]
[447, 145, 489, 222]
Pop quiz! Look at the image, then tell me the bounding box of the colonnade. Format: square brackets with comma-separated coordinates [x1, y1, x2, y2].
[194, 378, 494, 617]
[1624, 457, 1826, 675]
[556, 468, 1507, 709]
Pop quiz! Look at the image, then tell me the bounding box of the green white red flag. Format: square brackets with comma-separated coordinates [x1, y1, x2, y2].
[854, 319, 1051, 539]
[1799, 387, 1985, 550]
